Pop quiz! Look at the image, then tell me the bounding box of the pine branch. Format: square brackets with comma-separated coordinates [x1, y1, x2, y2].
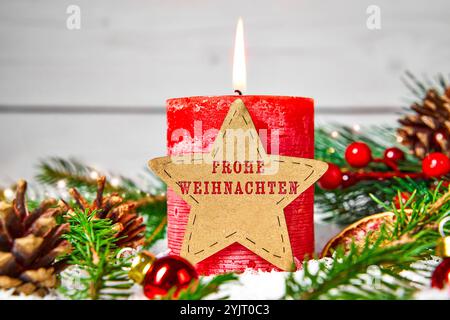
[286, 242, 421, 300]
[61, 209, 134, 300]
[316, 74, 449, 224]
[315, 125, 424, 224]
[285, 183, 450, 300]
[36, 157, 167, 247]
[163, 273, 239, 300]
[36, 157, 164, 200]
[140, 198, 167, 248]
[402, 71, 448, 101]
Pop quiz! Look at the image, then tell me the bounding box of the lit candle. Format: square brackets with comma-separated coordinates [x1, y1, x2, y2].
[165, 18, 315, 274]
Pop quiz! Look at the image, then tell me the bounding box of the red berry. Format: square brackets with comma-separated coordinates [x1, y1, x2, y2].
[384, 147, 405, 163]
[341, 172, 358, 188]
[318, 163, 342, 190]
[345, 142, 372, 168]
[422, 152, 450, 178]
[393, 192, 411, 209]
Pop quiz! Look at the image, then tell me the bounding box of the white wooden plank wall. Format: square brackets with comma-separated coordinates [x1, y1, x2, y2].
[1, 0, 449, 107]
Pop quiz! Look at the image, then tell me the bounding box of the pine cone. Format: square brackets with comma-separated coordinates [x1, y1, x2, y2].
[0, 180, 71, 296]
[397, 87, 450, 158]
[61, 176, 146, 248]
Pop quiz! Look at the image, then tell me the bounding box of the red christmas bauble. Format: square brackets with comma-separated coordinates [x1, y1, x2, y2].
[143, 255, 198, 299]
[383, 147, 405, 163]
[318, 163, 343, 190]
[393, 192, 411, 209]
[431, 258, 450, 289]
[422, 152, 450, 178]
[345, 142, 372, 168]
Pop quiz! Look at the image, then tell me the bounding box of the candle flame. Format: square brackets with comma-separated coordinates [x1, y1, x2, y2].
[233, 17, 247, 93]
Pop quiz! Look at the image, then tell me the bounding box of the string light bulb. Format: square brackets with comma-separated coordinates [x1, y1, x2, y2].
[57, 179, 67, 189]
[3, 188, 14, 200]
[90, 170, 99, 180]
[110, 177, 121, 187]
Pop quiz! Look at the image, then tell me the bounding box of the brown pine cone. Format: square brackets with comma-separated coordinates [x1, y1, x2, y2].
[0, 180, 71, 296]
[60, 176, 146, 248]
[397, 87, 450, 159]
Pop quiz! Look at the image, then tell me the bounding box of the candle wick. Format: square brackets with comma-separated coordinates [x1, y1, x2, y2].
[234, 90, 243, 96]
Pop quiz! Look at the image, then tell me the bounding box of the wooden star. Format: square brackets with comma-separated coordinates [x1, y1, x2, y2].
[148, 99, 328, 270]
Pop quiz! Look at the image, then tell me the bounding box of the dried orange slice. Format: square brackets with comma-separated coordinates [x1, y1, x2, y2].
[320, 212, 397, 257]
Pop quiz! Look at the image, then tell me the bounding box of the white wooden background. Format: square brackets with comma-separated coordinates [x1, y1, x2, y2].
[0, 0, 449, 180]
[1, 0, 450, 107]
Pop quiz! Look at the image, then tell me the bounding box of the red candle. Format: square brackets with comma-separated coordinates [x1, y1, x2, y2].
[166, 95, 315, 274]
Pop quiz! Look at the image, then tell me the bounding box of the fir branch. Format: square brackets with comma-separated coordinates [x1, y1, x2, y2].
[163, 273, 239, 300]
[37, 157, 97, 191]
[402, 71, 448, 102]
[285, 183, 450, 300]
[315, 125, 424, 224]
[36, 157, 167, 247]
[140, 197, 167, 248]
[144, 216, 167, 247]
[286, 242, 421, 300]
[36, 157, 164, 200]
[61, 209, 133, 300]
[315, 125, 419, 169]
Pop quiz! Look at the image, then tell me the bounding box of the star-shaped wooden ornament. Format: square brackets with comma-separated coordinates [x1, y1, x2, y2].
[148, 99, 328, 271]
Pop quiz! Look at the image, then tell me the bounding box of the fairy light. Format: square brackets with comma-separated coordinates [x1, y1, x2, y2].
[57, 179, 67, 189]
[110, 177, 121, 187]
[90, 170, 99, 180]
[45, 190, 57, 198]
[3, 188, 14, 200]
[385, 149, 395, 159]
[330, 131, 339, 139]
[352, 124, 361, 133]
[435, 132, 444, 142]
[327, 147, 336, 154]
[396, 135, 403, 143]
